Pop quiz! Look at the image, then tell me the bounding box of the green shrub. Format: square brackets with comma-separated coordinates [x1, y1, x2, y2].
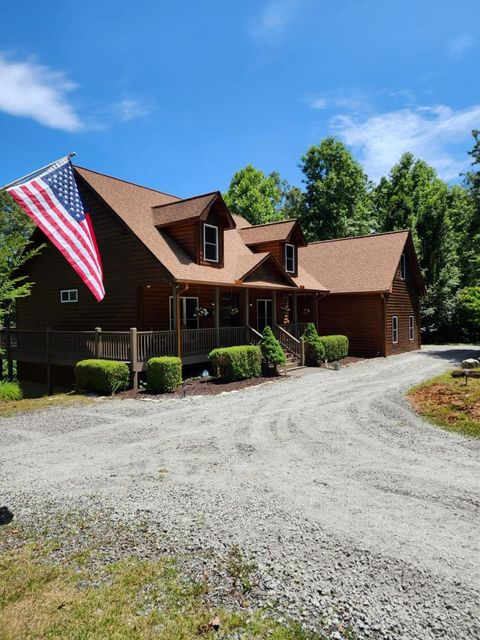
[147, 357, 182, 393]
[74, 359, 130, 395]
[259, 326, 286, 371]
[209, 345, 262, 382]
[319, 335, 349, 362]
[301, 323, 325, 366]
[0, 380, 23, 401]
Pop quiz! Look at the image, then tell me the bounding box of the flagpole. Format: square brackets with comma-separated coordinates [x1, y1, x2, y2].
[1, 152, 76, 191]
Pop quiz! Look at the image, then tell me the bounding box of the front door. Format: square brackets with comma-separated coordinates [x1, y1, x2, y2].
[257, 299, 273, 333]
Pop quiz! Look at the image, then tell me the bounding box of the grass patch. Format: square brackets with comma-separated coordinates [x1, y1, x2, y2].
[408, 371, 480, 438]
[0, 523, 327, 640]
[0, 392, 93, 418]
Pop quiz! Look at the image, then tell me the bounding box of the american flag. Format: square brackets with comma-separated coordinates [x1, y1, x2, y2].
[7, 158, 105, 301]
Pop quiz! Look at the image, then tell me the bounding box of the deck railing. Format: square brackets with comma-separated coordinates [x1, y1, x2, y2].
[283, 322, 307, 339]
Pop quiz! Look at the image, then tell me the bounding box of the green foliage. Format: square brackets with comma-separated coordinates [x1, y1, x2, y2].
[223, 164, 292, 225]
[146, 357, 182, 393]
[74, 359, 129, 395]
[209, 345, 262, 381]
[456, 287, 480, 341]
[0, 380, 22, 401]
[298, 137, 374, 241]
[259, 326, 286, 368]
[0, 191, 44, 325]
[301, 323, 325, 366]
[319, 335, 349, 362]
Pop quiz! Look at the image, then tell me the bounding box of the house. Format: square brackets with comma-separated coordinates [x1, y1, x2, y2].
[11, 166, 424, 385]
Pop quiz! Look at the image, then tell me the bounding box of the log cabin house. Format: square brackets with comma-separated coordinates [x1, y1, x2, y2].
[8, 166, 425, 387]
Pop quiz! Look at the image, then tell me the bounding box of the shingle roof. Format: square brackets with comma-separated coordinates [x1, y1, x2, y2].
[299, 231, 412, 294]
[239, 219, 301, 245]
[75, 166, 325, 291]
[152, 193, 218, 227]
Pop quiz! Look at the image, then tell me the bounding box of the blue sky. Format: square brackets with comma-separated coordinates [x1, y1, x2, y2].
[1, 0, 479, 196]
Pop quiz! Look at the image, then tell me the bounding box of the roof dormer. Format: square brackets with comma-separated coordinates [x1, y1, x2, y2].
[152, 192, 235, 267]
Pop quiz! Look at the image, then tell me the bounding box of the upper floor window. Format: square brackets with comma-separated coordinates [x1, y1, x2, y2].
[285, 243, 295, 273]
[60, 289, 78, 303]
[400, 253, 406, 280]
[203, 224, 219, 262]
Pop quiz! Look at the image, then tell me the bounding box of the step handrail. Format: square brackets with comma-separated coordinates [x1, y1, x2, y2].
[247, 325, 263, 345]
[275, 324, 300, 358]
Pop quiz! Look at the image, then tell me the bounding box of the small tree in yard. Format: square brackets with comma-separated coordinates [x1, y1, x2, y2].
[302, 323, 325, 366]
[259, 326, 286, 375]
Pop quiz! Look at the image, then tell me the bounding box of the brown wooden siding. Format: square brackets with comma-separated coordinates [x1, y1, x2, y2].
[249, 241, 298, 277]
[165, 220, 198, 261]
[317, 294, 385, 357]
[385, 252, 421, 356]
[16, 182, 172, 331]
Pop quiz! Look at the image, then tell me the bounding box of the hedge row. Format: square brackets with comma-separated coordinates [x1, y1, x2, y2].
[319, 335, 349, 362]
[74, 359, 130, 395]
[147, 357, 182, 393]
[209, 345, 262, 381]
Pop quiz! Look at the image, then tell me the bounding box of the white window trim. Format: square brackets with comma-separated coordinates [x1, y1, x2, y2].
[392, 315, 399, 344]
[60, 289, 78, 303]
[203, 223, 219, 263]
[400, 253, 406, 280]
[408, 315, 415, 341]
[285, 243, 295, 273]
[169, 296, 199, 330]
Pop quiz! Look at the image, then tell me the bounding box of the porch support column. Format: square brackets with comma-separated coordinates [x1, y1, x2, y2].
[313, 293, 318, 330]
[172, 283, 181, 358]
[272, 290, 277, 327]
[214, 286, 220, 347]
[293, 292, 298, 326]
[245, 289, 249, 327]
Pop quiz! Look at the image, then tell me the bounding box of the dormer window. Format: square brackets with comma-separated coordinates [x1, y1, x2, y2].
[285, 243, 295, 273]
[400, 253, 406, 280]
[203, 224, 219, 262]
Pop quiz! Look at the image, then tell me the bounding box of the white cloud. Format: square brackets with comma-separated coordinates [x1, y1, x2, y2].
[0, 54, 82, 131]
[310, 97, 327, 109]
[308, 90, 372, 113]
[331, 104, 480, 181]
[250, 0, 304, 40]
[109, 98, 152, 122]
[448, 33, 475, 57]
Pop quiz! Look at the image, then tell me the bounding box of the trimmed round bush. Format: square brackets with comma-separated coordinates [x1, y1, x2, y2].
[319, 335, 349, 362]
[74, 359, 130, 395]
[0, 380, 23, 401]
[301, 322, 325, 366]
[259, 326, 286, 372]
[147, 357, 182, 393]
[209, 345, 262, 382]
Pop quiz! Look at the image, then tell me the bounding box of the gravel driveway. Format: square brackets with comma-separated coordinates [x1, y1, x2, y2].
[1, 345, 480, 639]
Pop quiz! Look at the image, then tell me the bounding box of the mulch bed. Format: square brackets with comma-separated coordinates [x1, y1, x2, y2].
[117, 375, 286, 400]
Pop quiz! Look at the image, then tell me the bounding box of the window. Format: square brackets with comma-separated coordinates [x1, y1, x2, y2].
[203, 224, 219, 262]
[169, 296, 199, 330]
[285, 243, 295, 273]
[409, 315, 415, 341]
[392, 315, 399, 344]
[60, 289, 78, 303]
[400, 253, 406, 280]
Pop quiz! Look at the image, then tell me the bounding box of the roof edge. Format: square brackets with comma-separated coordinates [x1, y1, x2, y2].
[305, 229, 410, 246]
[74, 165, 180, 200]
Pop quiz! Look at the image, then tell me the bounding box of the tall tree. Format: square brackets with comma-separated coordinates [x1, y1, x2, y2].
[373, 154, 460, 339]
[0, 191, 42, 325]
[298, 137, 373, 240]
[461, 130, 480, 287]
[223, 164, 289, 225]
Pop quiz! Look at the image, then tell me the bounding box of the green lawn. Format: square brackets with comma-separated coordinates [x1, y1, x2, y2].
[408, 371, 480, 438]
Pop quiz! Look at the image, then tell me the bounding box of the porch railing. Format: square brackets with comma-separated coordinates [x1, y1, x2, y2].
[283, 322, 307, 339]
[274, 325, 300, 359]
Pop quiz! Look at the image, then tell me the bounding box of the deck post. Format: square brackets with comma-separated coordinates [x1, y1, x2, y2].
[94, 327, 102, 358]
[129, 327, 138, 390]
[272, 290, 277, 327]
[46, 326, 53, 395]
[214, 286, 220, 347]
[300, 336, 305, 366]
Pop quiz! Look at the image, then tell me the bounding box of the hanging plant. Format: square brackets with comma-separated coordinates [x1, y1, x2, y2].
[280, 304, 291, 313]
[227, 306, 239, 316]
[193, 306, 209, 318]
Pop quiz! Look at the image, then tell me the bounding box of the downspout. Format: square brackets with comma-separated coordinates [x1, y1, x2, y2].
[176, 283, 190, 358]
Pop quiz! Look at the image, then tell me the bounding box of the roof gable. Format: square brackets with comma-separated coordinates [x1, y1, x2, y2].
[299, 231, 423, 295]
[239, 219, 307, 246]
[152, 192, 235, 229]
